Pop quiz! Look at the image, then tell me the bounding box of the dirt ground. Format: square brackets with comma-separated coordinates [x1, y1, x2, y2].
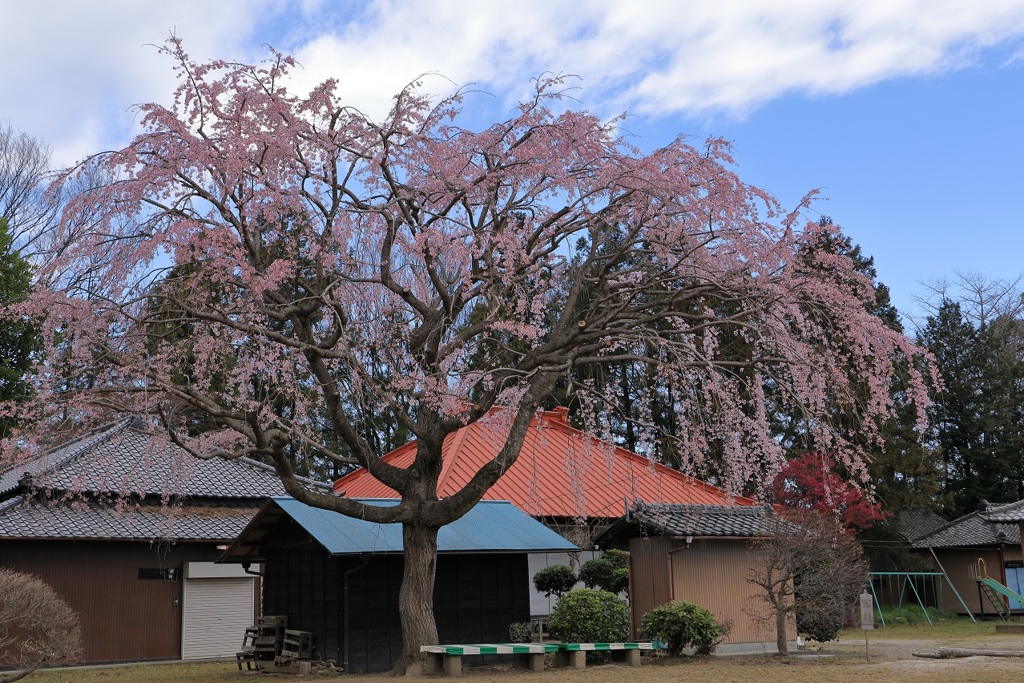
[445, 633, 1024, 683]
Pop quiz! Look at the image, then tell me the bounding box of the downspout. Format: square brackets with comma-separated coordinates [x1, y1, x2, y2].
[343, 554, 371, 672]
[241, 562, 262, 577]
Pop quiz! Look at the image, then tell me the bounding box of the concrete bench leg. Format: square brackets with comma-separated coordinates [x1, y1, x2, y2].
[424, 652, 443, 675]
[555, 650, 586, 669]
[612, 649, 641, 666]
[526, 652, 545, 672]
[443, 654, 462, 677]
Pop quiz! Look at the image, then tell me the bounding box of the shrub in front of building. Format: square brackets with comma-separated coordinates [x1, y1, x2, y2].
[547, 588, 629, 642]
[640, 600, 722, 655]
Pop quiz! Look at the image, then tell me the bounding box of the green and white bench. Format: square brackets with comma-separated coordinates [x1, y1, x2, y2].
[555, 641, 654, 668]
[421, 641, 653, 675]
[420, 643, 560, 676]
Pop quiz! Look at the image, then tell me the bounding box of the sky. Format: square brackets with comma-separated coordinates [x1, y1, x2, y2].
[4, 0, 1024, 327]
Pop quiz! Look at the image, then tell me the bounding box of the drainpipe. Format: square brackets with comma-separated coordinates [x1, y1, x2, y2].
[343, 554, 371, 672]
[241, 562, 262, 577]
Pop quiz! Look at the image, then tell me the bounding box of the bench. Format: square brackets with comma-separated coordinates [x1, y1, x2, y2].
[421, 643, 560, 676]
[420, 641, 653, 675]
[554, 641, 654, 669]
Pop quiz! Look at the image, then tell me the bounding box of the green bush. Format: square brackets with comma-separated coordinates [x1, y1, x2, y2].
[578, 550, 629, 595]
[533, 564, 578, 598]
[547, 588, 630, 643]
[640, 600, 722, 656]
[877, 604, 957, 626]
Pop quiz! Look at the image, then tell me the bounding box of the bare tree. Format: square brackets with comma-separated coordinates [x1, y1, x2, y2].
[745, 509, 868, 656]
[0, 122, 58, 254]
[0, 569, 81, 682]
[913, 272, 1024, 331]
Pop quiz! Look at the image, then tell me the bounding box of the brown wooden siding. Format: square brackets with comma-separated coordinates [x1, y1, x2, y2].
[626, 536, 672, 638]
[924, 546, 1023, 614]
[668, 538, 788, 645]
[627, 536, 792, 645]
[0, 540, 227, 663]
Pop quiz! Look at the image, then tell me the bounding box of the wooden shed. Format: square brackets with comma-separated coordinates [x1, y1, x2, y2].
[220, 497, 577, 673]
[597, 502, 796, 653]
[0, 420, 326, 664]
[910, 507, 1023, 615]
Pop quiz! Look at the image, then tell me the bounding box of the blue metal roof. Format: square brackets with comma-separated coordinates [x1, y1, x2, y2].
[266, 497, 578, 555]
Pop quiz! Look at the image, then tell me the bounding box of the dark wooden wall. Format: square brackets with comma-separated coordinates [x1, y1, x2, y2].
[0, 540, 223, 663]
[262, 524, 530, 672]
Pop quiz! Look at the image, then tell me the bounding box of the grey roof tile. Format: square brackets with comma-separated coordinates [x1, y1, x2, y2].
[0, 495, 258, 541]
[896, 509, 948, 542]
[0, 422, 125, 496]
[0, 420, 332, 542]
[910, 510, 1020, 548]
[631, 503, 780, 538]
[2, 421, 329, 501]
[983, 499, 1024, 524]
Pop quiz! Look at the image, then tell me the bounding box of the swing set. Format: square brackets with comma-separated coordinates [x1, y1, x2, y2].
[866, 571, 976, 626]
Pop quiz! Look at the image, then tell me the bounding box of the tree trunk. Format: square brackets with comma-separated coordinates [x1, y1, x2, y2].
[391, 521, 440, 675]
[775, 585, 790, 657]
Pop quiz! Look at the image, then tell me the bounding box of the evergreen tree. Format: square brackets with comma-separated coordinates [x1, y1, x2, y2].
[0, 218, 37, 438]
[918, 300, 987, 517]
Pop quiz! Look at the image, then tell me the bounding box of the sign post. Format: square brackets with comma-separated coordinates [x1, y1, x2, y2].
[859, 589, 875, 661]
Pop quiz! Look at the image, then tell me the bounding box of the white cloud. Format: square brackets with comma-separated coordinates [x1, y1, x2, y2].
[1, 0, 283, 165]
[281, 0, 1024, 120]
[4, 0, 1024, 164]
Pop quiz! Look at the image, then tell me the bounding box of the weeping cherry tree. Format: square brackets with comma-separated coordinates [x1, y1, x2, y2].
[0, 40, 932, 672]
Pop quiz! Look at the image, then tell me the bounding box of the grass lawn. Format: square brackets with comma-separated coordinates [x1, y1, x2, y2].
[839, 617, 998, 640]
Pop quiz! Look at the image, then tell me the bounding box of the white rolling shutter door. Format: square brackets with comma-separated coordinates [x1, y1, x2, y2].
[182, 575, 255, 660]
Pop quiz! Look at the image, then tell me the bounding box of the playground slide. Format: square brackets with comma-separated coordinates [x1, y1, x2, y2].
[980, 577, 1024, 610]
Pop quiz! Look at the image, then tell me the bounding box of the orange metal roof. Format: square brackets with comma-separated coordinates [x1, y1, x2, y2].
[333, 408, 755, 518]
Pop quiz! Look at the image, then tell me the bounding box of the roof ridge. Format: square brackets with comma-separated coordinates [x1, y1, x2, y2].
[235, 455, 332, 490]
[39, 419, 130, 469]
[913, 509, 982, 543]
[0, 494, 26, 514]
[0, 420, 131, 496]
[435, 420, 474, 493]
[985, 498, 1024, 514]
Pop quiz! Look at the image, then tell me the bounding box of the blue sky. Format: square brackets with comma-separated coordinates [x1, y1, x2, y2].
[4, 0, 1024, 326]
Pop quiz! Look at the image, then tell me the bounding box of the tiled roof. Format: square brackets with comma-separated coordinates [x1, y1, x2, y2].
[0, 495, 257, 541]
[910, 510, 1020, 549]
[983, 499, 1024, 524]
[627, 503, 780, 538]
[896, 509, 948, 542]
[1, 420, 327, 501]
[0, 422, 125, 497]
[333, 408, 755, 518]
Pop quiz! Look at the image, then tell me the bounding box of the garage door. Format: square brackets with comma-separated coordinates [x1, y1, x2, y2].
[182, 563, 256, 660]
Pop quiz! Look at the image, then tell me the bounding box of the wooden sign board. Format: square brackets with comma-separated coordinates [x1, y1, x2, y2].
[860, 590, 875, 630]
